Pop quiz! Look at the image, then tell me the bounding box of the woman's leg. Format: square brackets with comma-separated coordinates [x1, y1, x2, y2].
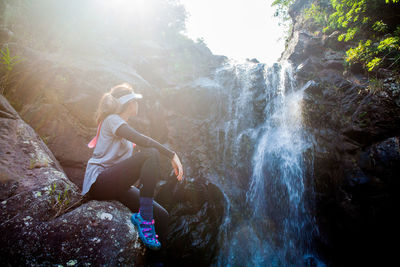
[138, 147, 161, 198]
[88, 148, 169, 242]
[88, 150, 150, 200]
[117, 186, 170, 245]
[89, 148, 161, 199]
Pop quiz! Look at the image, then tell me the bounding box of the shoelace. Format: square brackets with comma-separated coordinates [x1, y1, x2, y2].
[140, 219, 159, 242]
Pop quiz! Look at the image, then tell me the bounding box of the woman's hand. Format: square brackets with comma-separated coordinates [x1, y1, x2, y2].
[171, 153, 183, 181]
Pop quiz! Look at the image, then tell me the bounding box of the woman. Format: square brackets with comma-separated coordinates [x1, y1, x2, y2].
[81, 83, 183, 251]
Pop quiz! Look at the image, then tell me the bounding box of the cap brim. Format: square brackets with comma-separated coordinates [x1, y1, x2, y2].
[118, 93, 143, 105]
[133, 93, 143, 99]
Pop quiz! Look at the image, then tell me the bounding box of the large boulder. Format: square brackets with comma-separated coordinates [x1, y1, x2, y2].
[3, 41, 225, 191]
[1, 93, 227, 266]
[2, 45, 155, 188]
[301, 68, 400, 265]
[0, 95, 146, 266]
[156, 176, 225, 266]
[281, 2, 400, 265]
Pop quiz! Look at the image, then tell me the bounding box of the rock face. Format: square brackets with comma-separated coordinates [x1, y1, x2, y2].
[3, 41, 224, 188]
[0, 95, 146, 266]
[282, 0, 400, 265]
[0, 2, 242, 266]
[156, 176, 225, 266]
[0, 44, 226, 265]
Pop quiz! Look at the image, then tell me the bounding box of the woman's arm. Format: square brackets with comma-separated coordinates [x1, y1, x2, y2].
[116, 123, 183, 180]
[115, 123, 175, 159]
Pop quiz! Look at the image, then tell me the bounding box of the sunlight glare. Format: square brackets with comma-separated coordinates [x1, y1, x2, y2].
[96, 0, 154, 18]
[180, 0, 285, 64]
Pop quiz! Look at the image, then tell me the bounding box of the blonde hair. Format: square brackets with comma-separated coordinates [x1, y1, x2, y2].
[95, 83, 134, 125]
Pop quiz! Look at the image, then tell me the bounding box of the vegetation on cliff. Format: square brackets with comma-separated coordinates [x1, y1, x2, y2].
[0, 45, 24, 95]
[0, 0, 187, 51]
[273, 0, 400, 73]
[0, 0, 219, 88]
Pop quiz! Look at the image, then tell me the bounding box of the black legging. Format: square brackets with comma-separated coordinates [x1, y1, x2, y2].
[88, 147, 169, 244]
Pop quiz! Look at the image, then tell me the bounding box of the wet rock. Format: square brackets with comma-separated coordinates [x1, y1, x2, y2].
[302, 80, 322, 95]
[383, 78, 400, 107]
[282, 30, 324, 66]
[321, 49, 345, 71]
[295, 57, 323, 79]
[284, 3, 400, 265]
[322, 31, 342, 50]
[155, 176, 225, 266]
[246, 58, 259, 63]
[288, 0, 312, 19]
[359, 136, 400, 180]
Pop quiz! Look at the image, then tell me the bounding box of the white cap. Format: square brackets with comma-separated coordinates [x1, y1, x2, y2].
[117, 92, 143, 105]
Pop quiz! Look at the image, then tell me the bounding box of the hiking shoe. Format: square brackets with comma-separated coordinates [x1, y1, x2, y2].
[131, 212, 161, 250]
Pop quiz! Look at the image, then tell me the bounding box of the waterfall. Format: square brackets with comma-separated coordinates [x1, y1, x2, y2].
[205, 61, 324, 266]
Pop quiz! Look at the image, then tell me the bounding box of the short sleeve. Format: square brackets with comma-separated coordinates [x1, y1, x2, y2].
[105, 114, 127, 136]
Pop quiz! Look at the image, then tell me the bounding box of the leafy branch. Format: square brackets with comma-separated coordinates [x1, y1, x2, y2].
[0, 46, 24, 71]
[285, 0, 400, 72]
[0, 45, 25, 95]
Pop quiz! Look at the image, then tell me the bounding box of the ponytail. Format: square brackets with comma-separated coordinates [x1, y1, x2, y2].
[95, 93, 122, 125]
[94, 83, 134, 125]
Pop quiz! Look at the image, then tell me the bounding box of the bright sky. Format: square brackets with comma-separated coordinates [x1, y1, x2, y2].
[180, 0, 286, 64]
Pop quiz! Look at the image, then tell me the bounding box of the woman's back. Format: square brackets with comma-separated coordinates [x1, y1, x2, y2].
[82, 114, 134, 196]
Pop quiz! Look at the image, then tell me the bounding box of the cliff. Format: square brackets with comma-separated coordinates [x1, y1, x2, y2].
[0, 44, 225, 267]
[281, 0, 400, 265]
[1, 0, 399, 265]
[0, 94, 148, 265]
[0, 1, 226, 265]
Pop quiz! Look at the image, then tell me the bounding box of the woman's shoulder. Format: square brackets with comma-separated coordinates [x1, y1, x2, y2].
[103, 113, 127, 136]
[104, 113, 123, 123]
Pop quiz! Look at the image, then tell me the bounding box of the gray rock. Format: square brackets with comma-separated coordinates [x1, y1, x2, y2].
[0, 95, 145, 266]
[285, 3, 400, 264]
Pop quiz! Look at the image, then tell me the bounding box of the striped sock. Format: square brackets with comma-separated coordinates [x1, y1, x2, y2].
[139, 196, 153, 221]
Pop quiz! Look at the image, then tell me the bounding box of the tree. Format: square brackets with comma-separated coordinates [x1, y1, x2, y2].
[277, 0, 400, 72]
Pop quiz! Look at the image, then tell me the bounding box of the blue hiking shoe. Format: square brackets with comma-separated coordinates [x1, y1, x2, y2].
[131, 212, 161, 250]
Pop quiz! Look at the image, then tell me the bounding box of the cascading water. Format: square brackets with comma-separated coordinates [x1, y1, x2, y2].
[205, 61, 324, 266]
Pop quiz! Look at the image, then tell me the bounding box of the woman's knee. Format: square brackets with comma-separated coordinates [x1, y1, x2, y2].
[146, 147, 160, 160]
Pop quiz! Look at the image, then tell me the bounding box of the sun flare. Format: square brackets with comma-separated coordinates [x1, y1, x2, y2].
[95, 0, 155, 20]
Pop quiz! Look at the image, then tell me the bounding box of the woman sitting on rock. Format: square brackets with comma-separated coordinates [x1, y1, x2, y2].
[81, 83, 183, 250]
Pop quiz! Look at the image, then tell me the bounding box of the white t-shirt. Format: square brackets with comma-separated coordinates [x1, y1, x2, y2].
[81, 114, 134, 196]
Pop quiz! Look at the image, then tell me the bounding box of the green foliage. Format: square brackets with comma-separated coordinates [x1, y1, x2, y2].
[366, 57, 382, 71]
[344, 35, 400, 71]
[272, 0, 296, 23]
[271, 0, 296, 45]
[45, 181, 84, 220]
[372, 21, 388, 33]
[304, 3, 330, 28]
[326, 0, 368, 35]
[367, 77, 384, 93]
[328, 0, 400, 71]
[0, 46, 24, 71]
[277, 0, 400, 72]
[0, 45, 24, 95]
[46, 182, 71, 218]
